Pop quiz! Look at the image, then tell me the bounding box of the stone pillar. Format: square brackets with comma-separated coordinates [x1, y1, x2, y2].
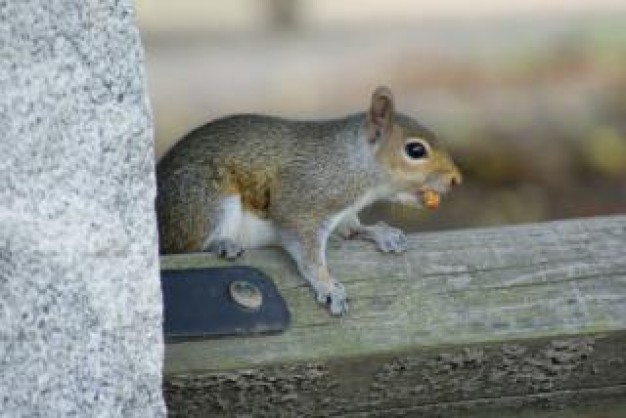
[0, 1, 165, 416]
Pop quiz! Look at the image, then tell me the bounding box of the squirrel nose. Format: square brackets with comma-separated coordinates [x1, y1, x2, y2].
[449, 171, 462, 187]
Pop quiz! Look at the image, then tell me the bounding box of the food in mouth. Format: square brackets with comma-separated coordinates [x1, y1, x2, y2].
[421, 189, 440, 210]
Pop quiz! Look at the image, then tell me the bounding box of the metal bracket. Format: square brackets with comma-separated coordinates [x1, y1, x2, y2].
[161, 266, 291, 342]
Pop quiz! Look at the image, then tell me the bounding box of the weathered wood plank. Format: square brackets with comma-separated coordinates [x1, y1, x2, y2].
[165, 333, 626, 417]
[163, 216, 626, 371]
[162, 216, 626, 416]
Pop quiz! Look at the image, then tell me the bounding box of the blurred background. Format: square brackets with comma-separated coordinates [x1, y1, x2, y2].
[137, 0, 626, 232]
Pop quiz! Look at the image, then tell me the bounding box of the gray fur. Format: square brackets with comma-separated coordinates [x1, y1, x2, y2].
[157, 94, 461, 315]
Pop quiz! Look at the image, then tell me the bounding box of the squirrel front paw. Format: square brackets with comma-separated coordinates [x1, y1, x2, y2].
[207, 239, 245, 259]
[366, 221, 408, 253]
[313, 280, 348, 316]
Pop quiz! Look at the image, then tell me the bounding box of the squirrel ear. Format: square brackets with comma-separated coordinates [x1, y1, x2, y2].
[367, 86, 395, 140]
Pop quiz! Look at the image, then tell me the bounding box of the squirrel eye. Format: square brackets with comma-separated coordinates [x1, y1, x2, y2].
[404, 141, 428, 160]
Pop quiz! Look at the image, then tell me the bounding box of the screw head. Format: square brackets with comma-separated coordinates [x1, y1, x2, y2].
[229, 280, 262, 311]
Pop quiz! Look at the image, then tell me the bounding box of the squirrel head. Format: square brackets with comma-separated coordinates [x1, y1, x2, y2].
[366, 86, 462, 208]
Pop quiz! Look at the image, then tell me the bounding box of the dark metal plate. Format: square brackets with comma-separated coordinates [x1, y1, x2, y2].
[161, 266, 291, 341]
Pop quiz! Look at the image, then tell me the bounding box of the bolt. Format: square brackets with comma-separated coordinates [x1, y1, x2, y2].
[229, 280, 263, 311]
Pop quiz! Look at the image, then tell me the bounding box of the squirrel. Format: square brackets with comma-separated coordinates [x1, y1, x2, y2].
[156, 86, 462, 315]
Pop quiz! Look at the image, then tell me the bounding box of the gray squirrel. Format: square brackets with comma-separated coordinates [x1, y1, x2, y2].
[156, 86, 462, 315]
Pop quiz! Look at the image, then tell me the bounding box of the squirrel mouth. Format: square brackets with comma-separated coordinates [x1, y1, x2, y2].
[419, 189, 441, 210]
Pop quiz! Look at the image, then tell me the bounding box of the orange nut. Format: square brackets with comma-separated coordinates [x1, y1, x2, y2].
[423, 190, 440, 210]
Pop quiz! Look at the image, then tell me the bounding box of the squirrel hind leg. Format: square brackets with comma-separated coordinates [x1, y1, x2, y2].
[202, 194, 245, 256]
[202, 194, 279, 257]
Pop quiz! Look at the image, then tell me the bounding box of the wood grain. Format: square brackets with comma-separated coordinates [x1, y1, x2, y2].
[162, 216, 626, 416]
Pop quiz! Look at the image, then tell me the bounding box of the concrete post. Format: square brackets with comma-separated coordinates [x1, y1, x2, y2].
[0, 1, 165, 416]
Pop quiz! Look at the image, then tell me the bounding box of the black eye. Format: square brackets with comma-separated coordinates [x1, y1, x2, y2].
[405, 141, 428, 159]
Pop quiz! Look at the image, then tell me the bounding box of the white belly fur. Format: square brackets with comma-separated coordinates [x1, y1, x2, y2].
[203, 195, 278, 250]
[204, 185, 391, 251]
[238, 211, 279, 248]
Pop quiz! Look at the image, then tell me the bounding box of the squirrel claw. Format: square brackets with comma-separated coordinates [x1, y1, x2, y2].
[329, 296, 349, 316]
[371, 222, 408, 253]
[345, 221, 408, 253]
[314, 281, 349, 316]
[208, 239, 245, 259]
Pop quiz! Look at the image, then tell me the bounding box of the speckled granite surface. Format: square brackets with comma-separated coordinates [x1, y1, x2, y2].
[0, 1, 165, 416]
